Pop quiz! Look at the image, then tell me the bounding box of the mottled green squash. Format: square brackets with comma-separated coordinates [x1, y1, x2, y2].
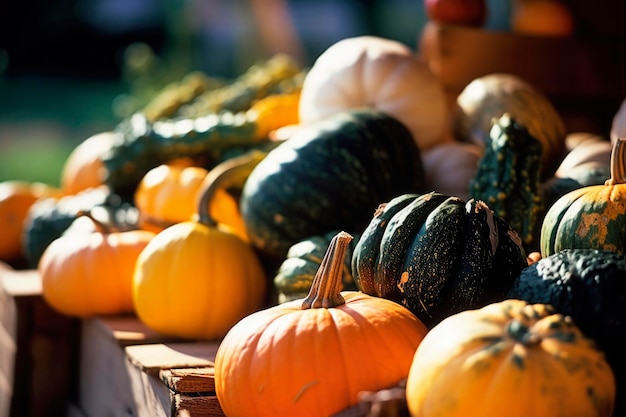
[507, 248, 625, 417]
[352, 191, 527, 328]
[274, 230, 360, 303]
[469, 113, 544, 251]
[540, 138, 626, 257]
[102, 55, 304, 199]
[240, 108, 425, 261]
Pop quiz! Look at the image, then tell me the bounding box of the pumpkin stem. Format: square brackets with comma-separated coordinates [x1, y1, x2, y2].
[76, 209, 118, 234]
[301, 231, 352, 309]
[195, 149, 268, 227]
[606, 137, 626, 186]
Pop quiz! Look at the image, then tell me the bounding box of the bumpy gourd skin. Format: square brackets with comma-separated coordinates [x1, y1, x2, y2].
[102, 55, 303, 199]
[469, 113, 544, 250]
[352, 192, 528, 329]
[508, 248, 626, 417]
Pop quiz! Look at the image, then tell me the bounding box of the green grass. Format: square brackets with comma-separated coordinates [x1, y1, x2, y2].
[0, 75, 126, 187]
[0, 136, 75, 187]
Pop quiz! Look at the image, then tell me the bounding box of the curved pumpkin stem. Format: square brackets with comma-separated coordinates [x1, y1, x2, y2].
[76, 209, 119, 234]
[606, 137, 626, 186]
[195, 149, 268, 227]
[301, 231, 353, 309]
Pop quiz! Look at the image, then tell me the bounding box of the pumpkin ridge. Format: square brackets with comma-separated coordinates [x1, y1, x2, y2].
[400, 198, 467, 326]
[376, 192, 450, 299]
[352, 194, 420, 294]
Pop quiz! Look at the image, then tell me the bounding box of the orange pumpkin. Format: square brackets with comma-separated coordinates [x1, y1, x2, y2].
[214, 231, 429, 417]
[405, 299, 615, 417]
[134, 162, 246, 239]
[38, 211, 155, 317]
[0, 180, 61, 263]
[60, 131, 119, 195]
[132, 165, 267, 340]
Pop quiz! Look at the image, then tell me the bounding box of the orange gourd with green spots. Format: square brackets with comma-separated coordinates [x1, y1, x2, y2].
[540, 137, 626, 256]
[405, 299, 616, 417]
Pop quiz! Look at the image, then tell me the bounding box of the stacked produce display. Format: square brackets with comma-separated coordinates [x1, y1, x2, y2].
[1, 23, 624, 417]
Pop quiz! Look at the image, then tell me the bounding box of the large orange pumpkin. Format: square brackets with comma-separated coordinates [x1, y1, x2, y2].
[38, 211, 155, 317]
[405, 299, 615, 417]
[214, 231, 429, 417]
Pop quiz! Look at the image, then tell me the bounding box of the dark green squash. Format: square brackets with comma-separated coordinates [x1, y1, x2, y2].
[468, 113, 544, 251]
[240, 108, 425, 261]
[273, 230, 360, 303]
[507, 248, 625, 417]
[22, 186, 139, 267]
[352, 191, 527, 328]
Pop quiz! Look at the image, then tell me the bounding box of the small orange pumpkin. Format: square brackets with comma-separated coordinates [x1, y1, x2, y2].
[405, 299, 615, 417]
[134, 162, 246, 239]
[214, 231, 429, 417]
[38, 211, 155, 317]
[0, 180, 61, 263]
[60, 131, 119, 195]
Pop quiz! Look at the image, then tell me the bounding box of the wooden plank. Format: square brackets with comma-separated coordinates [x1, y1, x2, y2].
[0, 282, 16, 417]
[78, 316, 146, 417]
[0, 267, 80, 417]
[161, 367, 216, 394]
[93, 314, 182, 347]
[125, 359, 172, 417]
[78, 316, 223, 417]
[0, 268, 41, 297]
[173, 394, 225, 417]
[126, 341, 220, 377]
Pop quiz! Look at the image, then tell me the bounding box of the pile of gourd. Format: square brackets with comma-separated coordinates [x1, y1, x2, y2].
[1, 35, 625, 417]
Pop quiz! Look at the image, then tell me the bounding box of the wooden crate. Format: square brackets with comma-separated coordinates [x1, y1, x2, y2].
[75, 315, 225, 417]
[0, 264, 81, 417]
[418, 22, 625, 134]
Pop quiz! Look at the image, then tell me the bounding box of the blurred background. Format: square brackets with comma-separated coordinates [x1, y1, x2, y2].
[0, 0, 611, 186]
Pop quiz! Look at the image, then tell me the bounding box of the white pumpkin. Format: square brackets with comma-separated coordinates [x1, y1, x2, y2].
[453, 73, 566, 177]
[610, 97, 626, 145]
[298, 36, 449, 150]
[421, 140, 483, 201]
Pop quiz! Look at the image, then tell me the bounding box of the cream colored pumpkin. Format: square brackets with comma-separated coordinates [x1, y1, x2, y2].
[298, 35, 449, 150]
[421, 140, 483, 201]
[453, 73, 566, 177]
[555, 132, 612, 178]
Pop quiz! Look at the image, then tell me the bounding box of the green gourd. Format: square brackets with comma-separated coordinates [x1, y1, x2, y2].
[352, 192, 527, 328]
[274, 230, 360, 303]
[469, 113, 544, 251]
[240, 108, 425, 261]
